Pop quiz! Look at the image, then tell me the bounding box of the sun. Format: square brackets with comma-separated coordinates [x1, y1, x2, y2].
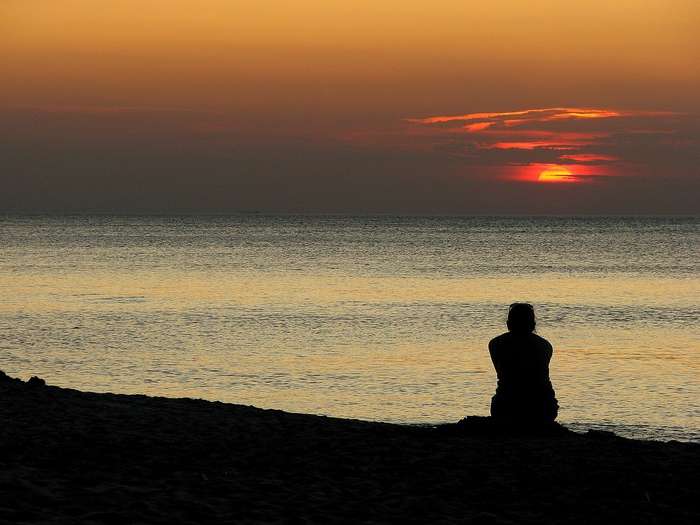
[537, 166, 578, 183]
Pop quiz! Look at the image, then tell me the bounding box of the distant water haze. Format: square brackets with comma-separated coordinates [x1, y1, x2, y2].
[0, 215, 698, 441]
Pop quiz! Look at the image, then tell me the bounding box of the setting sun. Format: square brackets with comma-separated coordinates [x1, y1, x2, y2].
[538, 166, 578, 183]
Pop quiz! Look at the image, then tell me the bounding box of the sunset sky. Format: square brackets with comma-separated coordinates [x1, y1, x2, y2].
[3, 0, 699, 213]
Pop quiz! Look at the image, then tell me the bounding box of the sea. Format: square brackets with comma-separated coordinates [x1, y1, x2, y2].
[0, 215, 698, 442]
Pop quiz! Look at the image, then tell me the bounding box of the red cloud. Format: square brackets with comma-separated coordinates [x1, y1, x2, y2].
[404, 107, 688, 183]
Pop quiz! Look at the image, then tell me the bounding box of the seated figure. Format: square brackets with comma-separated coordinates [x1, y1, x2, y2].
[488, 303, 559, 424]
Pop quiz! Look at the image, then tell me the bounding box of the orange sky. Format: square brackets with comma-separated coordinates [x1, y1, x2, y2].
[2, 1, 699, 212]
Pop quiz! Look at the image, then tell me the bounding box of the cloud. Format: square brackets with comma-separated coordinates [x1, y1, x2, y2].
[404, 107, 697, 183]
[1, 105, 698, 214]
[406, 107, 626, 126]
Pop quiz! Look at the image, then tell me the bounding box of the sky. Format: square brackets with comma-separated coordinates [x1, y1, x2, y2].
[2, 0, 699, 214]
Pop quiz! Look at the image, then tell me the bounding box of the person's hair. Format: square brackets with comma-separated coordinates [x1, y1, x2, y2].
[507, 303, 536, 333]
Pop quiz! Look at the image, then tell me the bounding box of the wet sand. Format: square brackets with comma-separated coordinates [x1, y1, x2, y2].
[1, 370, 698, 524]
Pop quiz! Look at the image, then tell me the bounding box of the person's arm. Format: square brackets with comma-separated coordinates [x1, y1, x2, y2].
[488, 339, 501, 376]
[544, 340, 553, 364]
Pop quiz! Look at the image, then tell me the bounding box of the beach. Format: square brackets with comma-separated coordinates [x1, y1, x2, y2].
[1, 371, 698, 524]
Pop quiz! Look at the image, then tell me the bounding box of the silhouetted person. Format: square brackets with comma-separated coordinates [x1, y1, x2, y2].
[489, 303, 558, 424]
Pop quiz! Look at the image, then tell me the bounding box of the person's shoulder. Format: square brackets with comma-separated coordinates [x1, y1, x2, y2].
[532, 333, 553, 351]
[488, 332, 511, 349]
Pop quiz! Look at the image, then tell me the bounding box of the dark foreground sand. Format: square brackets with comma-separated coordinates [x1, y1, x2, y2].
[1, 371, 698, 524]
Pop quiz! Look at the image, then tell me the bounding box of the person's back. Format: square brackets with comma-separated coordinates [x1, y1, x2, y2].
[488, 303, 558, 423]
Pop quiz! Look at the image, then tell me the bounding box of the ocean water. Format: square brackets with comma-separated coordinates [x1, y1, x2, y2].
[0, 215, 698, 442]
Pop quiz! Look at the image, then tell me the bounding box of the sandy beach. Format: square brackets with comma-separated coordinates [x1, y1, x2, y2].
[1, 370, 698, 524]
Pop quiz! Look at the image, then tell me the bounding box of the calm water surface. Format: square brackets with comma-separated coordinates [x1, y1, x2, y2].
[1, 215, 698, 441]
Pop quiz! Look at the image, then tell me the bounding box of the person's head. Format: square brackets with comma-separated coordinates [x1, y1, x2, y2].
[507, 303, 536, 333]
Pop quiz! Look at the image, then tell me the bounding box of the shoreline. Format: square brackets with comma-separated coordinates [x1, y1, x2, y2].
[2, 370, 699, 523]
